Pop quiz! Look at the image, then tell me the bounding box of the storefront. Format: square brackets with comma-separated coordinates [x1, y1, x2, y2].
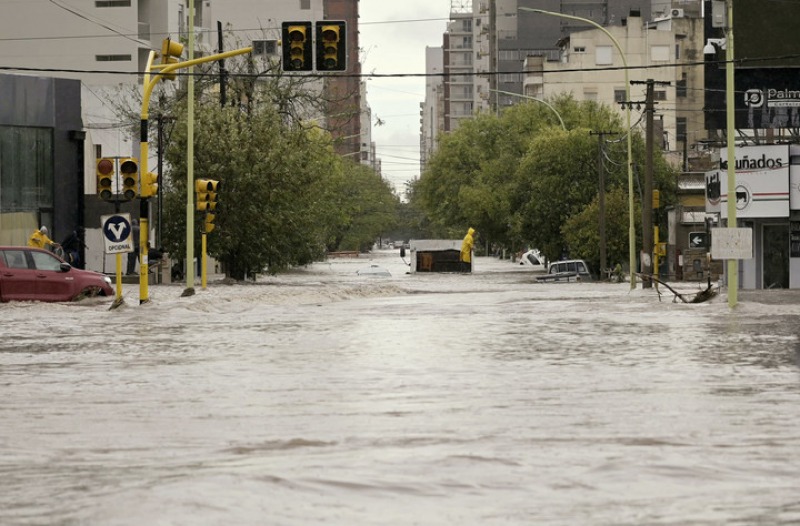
[706, 144, 800, 289]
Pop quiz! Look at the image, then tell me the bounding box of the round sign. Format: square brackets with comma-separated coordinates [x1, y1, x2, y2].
[103, 215, 132, 243]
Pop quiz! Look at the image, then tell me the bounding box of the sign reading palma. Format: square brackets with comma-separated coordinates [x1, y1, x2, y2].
[719, 144, 789, 219]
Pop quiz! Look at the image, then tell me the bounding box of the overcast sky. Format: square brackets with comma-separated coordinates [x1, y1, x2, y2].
[358, 2, 451, 198]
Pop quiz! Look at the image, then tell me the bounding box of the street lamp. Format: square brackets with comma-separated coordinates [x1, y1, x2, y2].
[703, 3, 737, 307]
[519, 7, 636, 289]
[488, 89, 566, 130]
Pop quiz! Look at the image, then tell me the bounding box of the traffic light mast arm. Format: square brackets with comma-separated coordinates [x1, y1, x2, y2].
[144, 46, 254, 110]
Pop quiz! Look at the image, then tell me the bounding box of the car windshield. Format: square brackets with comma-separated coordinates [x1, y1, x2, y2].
[30, 250, 63, 271]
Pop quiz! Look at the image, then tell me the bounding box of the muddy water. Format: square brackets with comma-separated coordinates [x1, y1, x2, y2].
[2, 253, 799, 525]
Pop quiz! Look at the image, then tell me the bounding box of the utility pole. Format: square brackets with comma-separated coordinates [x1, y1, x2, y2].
[590, 130, 619, 278]
[489, 0, 498, 115]
[630, 79, 669, 288]
[218, 21, 227, 107]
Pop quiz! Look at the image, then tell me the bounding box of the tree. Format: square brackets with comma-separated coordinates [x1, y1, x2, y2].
[562, 187, 641, 273]
[414, 95, 677, 264]
[162, 103, 341, 280]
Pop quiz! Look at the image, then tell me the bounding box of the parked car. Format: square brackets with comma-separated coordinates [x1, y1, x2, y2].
[536, 259, 594, 283]
[518, 249, 546, 271]
[0, 246, 113, 302]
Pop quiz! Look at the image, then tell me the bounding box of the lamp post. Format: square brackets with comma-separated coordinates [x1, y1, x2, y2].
[724, 0, 738, 307]
[488, 89, 566, 130]
[519, 7, 636, 289]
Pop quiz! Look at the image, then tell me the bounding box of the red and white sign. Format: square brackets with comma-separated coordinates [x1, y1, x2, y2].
[719, 144, 789, 219]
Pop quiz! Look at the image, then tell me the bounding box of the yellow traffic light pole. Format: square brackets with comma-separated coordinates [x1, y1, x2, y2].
[139, 45, 252, 304]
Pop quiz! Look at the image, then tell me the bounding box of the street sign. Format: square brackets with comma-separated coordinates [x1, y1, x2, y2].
[689, 231, 708, 248]
[101, 213, 134, 254]
[711, 227, 753, 260]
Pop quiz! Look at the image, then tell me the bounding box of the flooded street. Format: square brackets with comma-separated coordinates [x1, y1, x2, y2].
[2, 251, 799, 525]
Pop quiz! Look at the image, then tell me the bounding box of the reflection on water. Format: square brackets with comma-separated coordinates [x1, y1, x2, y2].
[1, 253, 800, 525]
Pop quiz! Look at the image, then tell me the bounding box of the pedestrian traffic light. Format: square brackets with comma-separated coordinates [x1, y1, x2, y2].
[195, 179, 219, 211]
[119, 157, 139, 201]
[96, 157, 115, 201]
[316, 21, 346, 71]
[282, 22, 312, 71]
[204, 213, 216, 233]
[141, 171, 158, 198]
[158, 37, 184, 81]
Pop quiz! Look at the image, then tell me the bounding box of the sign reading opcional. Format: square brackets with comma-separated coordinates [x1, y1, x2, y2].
[719, 144, 789, 219]
[711, 227, 753, 260]
[101, 213, 134, 254]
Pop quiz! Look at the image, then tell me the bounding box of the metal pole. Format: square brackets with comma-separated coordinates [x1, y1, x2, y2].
[488, 89, 566, 130]
[725, 0, 738, 307]
[185, 0, 196, 296]
[519, 7, 636, 289]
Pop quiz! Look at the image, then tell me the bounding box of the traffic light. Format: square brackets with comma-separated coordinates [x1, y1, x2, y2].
[119, 157, 139, 201]
[282, 22, 312, 71]
[158, 38, 184, 81]
[195, 179, 219, 211]
[141, 171, 158, 199]
[316, 21, 346, 71]
[96, 158, 115, 201]
[204, 213, 216, 233]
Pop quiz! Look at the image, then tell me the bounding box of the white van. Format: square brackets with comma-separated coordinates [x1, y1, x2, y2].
[537, 259, 593, 282]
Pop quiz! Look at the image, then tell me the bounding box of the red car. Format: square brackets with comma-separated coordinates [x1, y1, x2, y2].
[0, 246, 113, 302]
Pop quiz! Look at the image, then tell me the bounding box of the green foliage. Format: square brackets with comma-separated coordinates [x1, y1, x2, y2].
[562, 187, 641, 273]
[412, 94, 678, 263]
[325, 162, 400, 252]
[161, 103, 398, 280]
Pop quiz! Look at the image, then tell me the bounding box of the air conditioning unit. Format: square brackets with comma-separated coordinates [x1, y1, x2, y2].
[671, 8, 685, 18]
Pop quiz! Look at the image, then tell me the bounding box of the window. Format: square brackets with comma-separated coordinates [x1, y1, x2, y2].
[651, 45, 670, 62]
[0, 126, 54, 215]
[31, 250, 62, 271]
[96, 55, 132, 62]
[614, 89, 626, 102]
[596, 45, 612, 65]
[573, 46, 586, 53]
[3, 250, 28, 269]
[300, 0, 311, 8]
[677, 73, 687, 98]
[96, 0, 131, 6]
[654, 90, 667, 101]
[677, 117, 687, 141]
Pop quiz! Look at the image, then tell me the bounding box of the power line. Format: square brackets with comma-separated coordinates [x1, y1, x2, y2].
[3, 53, 798, 80]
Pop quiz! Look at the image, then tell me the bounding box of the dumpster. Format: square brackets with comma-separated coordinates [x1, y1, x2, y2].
[408, 239, 468, 273]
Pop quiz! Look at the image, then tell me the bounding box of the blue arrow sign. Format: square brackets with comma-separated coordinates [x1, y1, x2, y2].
[100, 213, 134, 254]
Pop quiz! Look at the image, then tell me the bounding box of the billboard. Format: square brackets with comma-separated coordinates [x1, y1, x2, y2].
[704, 0, 800, 130]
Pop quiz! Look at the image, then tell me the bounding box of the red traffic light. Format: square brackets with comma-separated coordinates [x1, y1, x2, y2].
[97, 158, 114, 176]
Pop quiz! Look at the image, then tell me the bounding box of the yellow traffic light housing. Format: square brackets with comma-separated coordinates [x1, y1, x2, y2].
[157, 38, 185, 81]
[282, 21, 312, 71]
[316, 21, 346, 71]
[119, 157, 139, 201]
[96, 158, 115, 201]
[204, 213, 216, 233]
[195, 179, 219, 212]
[141, 171, 158, 199]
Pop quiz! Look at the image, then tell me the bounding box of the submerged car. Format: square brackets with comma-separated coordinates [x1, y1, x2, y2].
[518, 249, 546, 271]
[536, 259, 594, 283]
[0, 246, 113, 302]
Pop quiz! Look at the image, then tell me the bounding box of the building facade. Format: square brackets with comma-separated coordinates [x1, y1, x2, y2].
[0, 0, 367, 270]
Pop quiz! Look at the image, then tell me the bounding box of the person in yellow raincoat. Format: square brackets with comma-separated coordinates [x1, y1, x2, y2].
[460, 227, 475, 272]
[28, 226, 54, 250]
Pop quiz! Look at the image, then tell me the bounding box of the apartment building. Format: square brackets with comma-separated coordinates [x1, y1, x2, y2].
[0, 0, 367, 269]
